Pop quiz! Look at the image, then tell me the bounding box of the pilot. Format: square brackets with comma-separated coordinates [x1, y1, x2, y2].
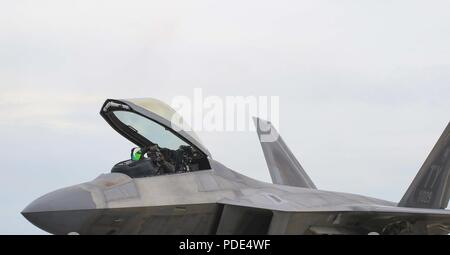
[146, 145, 175, 175]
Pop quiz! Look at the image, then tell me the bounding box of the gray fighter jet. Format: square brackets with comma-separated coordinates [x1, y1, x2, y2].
[22, 98, 450, 235]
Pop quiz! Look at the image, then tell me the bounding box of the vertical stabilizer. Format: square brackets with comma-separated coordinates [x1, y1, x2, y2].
[399, 122, 450, 209]
[254, 117, 317, 189]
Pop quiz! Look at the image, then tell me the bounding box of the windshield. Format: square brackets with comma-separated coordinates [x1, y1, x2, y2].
[113, 110, 190, 150]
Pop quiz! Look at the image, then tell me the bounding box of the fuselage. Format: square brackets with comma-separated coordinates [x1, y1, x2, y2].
[21, 98, 450, 235]
[22, 159, 395, 235]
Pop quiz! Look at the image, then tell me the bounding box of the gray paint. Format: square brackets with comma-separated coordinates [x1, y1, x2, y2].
[254, 117, 317, 189]
[22, 186, 96, 213]
[21, 99, 450, 235]
[399, 122, 450, 209]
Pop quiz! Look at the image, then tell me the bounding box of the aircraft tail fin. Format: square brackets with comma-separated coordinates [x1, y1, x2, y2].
[398, 121, 450, 209]
[253, 117, 317, 189]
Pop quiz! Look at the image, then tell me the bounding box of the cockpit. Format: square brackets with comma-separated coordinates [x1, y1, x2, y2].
[101, 98, 211, 178]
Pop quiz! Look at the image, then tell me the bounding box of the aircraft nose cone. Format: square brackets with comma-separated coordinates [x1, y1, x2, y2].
[22, 186, 97, 235]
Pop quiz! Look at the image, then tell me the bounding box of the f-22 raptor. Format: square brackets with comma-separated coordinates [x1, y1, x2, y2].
[22, 98, 450, 235]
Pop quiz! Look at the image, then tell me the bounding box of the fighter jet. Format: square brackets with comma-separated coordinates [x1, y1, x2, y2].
[22, 98, 450, 235]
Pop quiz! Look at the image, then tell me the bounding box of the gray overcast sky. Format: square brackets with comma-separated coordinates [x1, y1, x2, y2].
[0, 1, 449, 234]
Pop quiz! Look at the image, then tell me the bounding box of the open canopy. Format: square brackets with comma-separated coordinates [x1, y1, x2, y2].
[100, 98, 211, 157]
